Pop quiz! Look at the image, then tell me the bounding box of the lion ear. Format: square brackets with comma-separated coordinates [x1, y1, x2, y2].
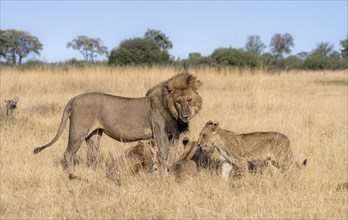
[211, 122, 219, 132]
[164, 83, 174, 94]
[206, 120, 214, 125]
[187, 75, 202, 91]
[191, 80, 203, 91]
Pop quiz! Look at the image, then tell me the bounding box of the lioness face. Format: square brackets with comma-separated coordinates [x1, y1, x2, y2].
[197, 121, 219, 150]
[166, 89, 203, 123]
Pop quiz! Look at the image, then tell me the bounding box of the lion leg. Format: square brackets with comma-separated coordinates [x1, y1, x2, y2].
[86, 129, 102, 168]
[62, 125, 89, 171]
[221, 162, 233, 181]
[62, 138, 84, 171]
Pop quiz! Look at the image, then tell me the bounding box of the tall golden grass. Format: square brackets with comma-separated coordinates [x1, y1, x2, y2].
[0, 66, 347, 219]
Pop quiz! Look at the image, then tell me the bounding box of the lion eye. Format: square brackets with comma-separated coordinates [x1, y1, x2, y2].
[202, 134, 206, 138]
[175, 100, 181, 105]
[188, 98, 192, 104]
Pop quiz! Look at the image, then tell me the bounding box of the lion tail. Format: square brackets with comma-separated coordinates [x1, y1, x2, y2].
[33, 97, 75, 154]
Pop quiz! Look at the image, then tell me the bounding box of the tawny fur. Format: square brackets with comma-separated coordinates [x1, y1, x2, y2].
[169, 138, 199, 182]
[197, 121, 307, 180]
[33, 72, 203, 176]
[152, 138, 199, 182]
[106, 140, 159, 183]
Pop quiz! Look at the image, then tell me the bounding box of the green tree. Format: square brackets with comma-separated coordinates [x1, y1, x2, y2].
[108, 38, 170, 66]
[210, 48, 257, 68]
[67, 35, 108, 62]
[303, 54, 329, 70]
[245, 35, 266, 56]
[0, 29, 43, 65]
[269, 33, 294, 59]
[340, 38, 348, 58]
[296, 51, 309, 60]
[282, 55, 303, 70]
[144, 29, 173, 51]
[312, 42, 334, 56]
[303, 42, 343, 70]
[188, 52, 202, 59]
[185, 52, 212, 66]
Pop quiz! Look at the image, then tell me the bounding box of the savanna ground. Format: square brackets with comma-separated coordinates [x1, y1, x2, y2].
[0, 66, 347, 219]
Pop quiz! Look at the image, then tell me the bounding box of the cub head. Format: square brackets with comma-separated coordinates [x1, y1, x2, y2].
[197, 120, 220, 150]
[151, 137, 198, 174]
[164, 73, 203, 124]
[127, 139, 160, 169]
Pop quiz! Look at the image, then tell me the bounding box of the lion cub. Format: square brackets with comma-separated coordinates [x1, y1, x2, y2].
[198, 121, 307, 180]
[169, 138, 199, 182]
[106, 139, 160, 183]
[152, 138, 198, 182]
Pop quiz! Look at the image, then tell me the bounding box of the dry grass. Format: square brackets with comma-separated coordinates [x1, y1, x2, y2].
[0, 66, 347, 219]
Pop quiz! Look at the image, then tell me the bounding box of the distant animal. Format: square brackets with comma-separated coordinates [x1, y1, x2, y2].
[336, 182, 348, 192]
[197, 121, 307, 180]
[5, 96, 19, 118]
[106, 139, 160, 184]
[33, 72, 203, 176]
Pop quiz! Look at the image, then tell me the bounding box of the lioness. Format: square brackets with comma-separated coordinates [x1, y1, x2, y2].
[33, 72, 202, 175]
[197, 121, 307, 180]
[106, 140, 159, 183]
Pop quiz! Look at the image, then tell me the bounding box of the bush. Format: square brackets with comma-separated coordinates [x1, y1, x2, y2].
[282, 56, 303, 70]
[303, 55, 329, 70]
[19, 60, 48, 70]
[185, 53, 213, 67]
[210, 48, 257, 68]
[108, 38, 170, 66]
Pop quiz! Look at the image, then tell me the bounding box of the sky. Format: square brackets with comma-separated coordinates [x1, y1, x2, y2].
[1, 0, 347, 62]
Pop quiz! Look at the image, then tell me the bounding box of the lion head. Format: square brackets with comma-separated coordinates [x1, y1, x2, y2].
[197, 120, 220, 150]
[125, 139, 160, 171]
[147, 72, 203, 125]
[163, 73, 203, 124]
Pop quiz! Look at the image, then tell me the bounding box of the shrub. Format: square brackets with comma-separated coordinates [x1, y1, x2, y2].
[108, 38, 170, 66]
[210, 48, 257, 68]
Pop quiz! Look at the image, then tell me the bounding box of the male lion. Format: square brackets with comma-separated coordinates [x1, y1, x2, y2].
[197, 121, 307, 180]
[33, 72, 203, 175]
[106, 139, 160, 184]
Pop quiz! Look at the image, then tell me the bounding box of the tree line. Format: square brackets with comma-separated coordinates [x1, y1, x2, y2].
[1, 28, 347, 70]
